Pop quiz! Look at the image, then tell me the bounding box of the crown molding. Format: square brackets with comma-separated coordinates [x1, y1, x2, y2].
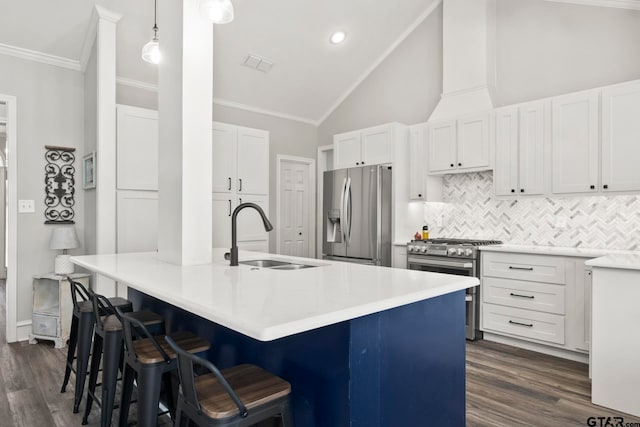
[79, 9, 99, 72]
[116, 77, 319, 126]
[316, 0, 443, 125]
[94, 5, 123, 23]
[544, 0, 640, 9]
[0, 42, 81, 71]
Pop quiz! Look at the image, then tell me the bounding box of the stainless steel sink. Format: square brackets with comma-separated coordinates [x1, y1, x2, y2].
[239, 259, 291, 268]
[269, 264, 316, 270]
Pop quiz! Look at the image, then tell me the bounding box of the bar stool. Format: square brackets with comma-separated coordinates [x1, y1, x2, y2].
[61, 280, 134, 413]
[165, 336, 293, 427]
[117, 309, 211, 427]
[82, 290, 165, 427]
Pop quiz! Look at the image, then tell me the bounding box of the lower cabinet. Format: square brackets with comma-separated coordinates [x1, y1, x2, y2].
[392, 245, 407, 269]
[481, 251, 592, 358]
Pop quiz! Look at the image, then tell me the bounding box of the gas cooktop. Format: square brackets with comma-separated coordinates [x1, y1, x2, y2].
[412, 238, 503, 246]
[407, 238, 503, 258]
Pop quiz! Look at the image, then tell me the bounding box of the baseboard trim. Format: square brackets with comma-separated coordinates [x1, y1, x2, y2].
[483, 332, 589, 364]
[16, 320, 32, 342]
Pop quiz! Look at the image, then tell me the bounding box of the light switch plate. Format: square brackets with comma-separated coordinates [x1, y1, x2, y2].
[18, 200, 35, 213]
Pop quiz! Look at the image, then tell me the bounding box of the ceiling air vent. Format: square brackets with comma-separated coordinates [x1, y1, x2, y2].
[242, 54, 274, 73]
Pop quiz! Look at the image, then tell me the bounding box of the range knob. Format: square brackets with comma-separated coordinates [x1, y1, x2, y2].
[457, 248, 465, 256]
[464, 248, 473, 256]
[420, 246, 428, 253]
[447, 248, 457, 256]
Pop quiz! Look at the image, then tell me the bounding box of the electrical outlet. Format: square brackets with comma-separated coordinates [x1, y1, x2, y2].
[18, 200, 35, 213]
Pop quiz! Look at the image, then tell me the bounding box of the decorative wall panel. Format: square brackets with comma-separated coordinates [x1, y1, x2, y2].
[426, 172, 640, 250]
[44, 145, 76, 224]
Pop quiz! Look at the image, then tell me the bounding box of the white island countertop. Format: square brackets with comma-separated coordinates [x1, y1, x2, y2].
[71, 249, 478, 341]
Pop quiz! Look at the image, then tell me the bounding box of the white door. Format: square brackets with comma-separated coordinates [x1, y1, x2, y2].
[235, 194, 269, 243]
[408, 125, 426, 200]
[116, 191, 159, 253]
[457, 112, 490, 170]
[494, 107, 519, 196]
[278, 160, 310, 257]
[212, 193, 233, 248]
[212, 122, 236, 193]
[518, 101, 545, 195]
[0, 165, 5, 279]
[116, 105, 159, 190]
[551, 91, 599, 194]
[428, 120, 457, 173]
[361, 124, 393, 166]
[601, 81, 640, 193]
[334, 131, 362, 169]
[236, 127, 269, 195]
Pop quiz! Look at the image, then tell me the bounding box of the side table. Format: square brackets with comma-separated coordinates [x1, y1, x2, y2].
[29, 273, 90, 348]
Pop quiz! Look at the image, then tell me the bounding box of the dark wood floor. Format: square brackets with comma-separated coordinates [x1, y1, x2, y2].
[1, 279, 639, 426]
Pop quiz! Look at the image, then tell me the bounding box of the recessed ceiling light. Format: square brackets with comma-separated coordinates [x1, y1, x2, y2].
[330, 31, 347, 45]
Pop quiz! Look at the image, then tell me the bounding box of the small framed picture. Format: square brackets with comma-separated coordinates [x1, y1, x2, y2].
[83, 152, 96, 189]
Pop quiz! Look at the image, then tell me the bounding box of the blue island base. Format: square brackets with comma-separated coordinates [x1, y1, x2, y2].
[128, 289, 466, 427]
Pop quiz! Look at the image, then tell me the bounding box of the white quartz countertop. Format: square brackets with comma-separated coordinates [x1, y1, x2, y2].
[71, 249, 478, 342]
[585, 254, 640, 270]
[479, 244, 640, 259]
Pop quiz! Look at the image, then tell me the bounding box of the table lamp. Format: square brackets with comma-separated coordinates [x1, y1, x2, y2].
[49, 227, 80, 275]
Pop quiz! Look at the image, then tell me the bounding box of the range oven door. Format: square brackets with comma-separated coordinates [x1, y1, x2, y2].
[407, 255, 481, 340]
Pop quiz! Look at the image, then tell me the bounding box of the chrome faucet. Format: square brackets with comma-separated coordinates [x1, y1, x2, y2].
[227, 203, 273, 266]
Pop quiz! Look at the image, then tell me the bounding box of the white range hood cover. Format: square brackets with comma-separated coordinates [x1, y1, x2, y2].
[429, 0, 496, 121]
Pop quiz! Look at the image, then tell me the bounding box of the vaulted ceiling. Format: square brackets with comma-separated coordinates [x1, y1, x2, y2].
[0, 0, 638, 124]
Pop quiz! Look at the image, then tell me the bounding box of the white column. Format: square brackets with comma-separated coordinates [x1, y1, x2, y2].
[157, 0, 213, 265]
[95, 5, 121, 295]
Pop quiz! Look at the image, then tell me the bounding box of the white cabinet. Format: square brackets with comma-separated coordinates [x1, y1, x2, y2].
[494, 102, 544, 196]
[427, 112, 491, 174]
[116, 105, 159, 190]
[392, 245, 407, 269]
[212, 190, 269, 250]
[212, 193, 233, 248]
[551, 91, 599, 194]
[213, 122, 269, 195]
[333, 123, 400, 169]
[408, 124, 443, 201]
[601, 81, 640, 193]
[116, 191, 158, 253]
[235, 194, 269, 242]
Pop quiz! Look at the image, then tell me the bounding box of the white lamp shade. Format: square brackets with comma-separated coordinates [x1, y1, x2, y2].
[141, 38, 161, 64]
[49, 227, 79, 250]
[201, 0, 234, 24]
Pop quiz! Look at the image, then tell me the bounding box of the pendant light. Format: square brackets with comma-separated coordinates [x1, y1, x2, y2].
[200, 0, 235, 24]
[141, 0, 161, 64]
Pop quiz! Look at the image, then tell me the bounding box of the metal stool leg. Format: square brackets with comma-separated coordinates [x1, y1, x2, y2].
[73, 311, 95, 413]
[137, 365, 164, 427]
[61, 314, 79, 393]
[99, 330, 123, 427]
[118, 363, 136, 427]
[82, 333, 104, 424]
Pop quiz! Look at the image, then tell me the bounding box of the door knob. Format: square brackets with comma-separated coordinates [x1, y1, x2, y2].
[298, 232, 302, 236]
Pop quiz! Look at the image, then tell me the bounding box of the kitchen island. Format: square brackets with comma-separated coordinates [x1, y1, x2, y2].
[71, 249, 478, 426]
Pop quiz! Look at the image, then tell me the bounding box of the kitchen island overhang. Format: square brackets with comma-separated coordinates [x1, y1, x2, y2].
[71, 250, 477, 426]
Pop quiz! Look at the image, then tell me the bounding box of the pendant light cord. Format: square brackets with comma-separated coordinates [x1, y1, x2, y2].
[152, 0, 158, 40]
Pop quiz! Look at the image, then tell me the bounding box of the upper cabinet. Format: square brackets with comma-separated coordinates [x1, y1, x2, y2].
[212, 122, 269, 195]
[551, 91, 599, 195]
[408, 124, 443, 201]
[601, 81, 640, 193]
[116, 105, 159, 191]
[333, 123, 397, 169]
[427, 112, 491, 175]
[494, 102, 544, 196]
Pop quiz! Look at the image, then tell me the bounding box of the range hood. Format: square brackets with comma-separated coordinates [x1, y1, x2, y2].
[429, 0, 496, 121]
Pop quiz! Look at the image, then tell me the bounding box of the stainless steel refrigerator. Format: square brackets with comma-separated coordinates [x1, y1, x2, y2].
[322, 165, 392, 266]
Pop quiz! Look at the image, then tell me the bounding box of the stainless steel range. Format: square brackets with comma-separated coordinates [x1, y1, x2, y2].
[406, 238, 502, 340]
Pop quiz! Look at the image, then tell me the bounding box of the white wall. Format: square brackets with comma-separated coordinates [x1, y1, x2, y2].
[116, 85, 319, 253]
[317, 5, 443, 146]
[494, 0, 640, 106]
[0, 54, 85, 322]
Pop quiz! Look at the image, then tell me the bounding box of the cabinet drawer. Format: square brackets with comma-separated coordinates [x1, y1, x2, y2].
[482, 303, 565, 345]
[32, 314, 58, 337]
[483, 277, 565, 315]
[482, 252, 565, 284]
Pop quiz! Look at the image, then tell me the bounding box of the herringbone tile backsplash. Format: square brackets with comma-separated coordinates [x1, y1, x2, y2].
[425, 171, 640, 250]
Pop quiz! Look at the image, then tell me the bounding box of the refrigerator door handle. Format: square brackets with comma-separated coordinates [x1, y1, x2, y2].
[340, 177, 347, 244]
[345, 176, 352, 245]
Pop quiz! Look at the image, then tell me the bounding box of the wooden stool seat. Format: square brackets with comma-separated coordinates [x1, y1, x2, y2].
[100, 309, 164, 332]
[133, 331, 210, 364]
[77, 297, 130, 313]
[195, 364, 291, 419]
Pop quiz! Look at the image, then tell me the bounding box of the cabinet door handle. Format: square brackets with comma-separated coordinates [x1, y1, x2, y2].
[450, 163, 454, 168]
[508, 266, 533, 271]
[238, 178, 243, 192]
[590, 185, 595, 190]
[510, 292, 534, 299]
[520, 189, 524, 193]
[509, 320, 533, 327]
[356, 162, 360, 165]
[228, 200, 232, 216]
[603, 184, 609, 190]
[239, 198, 242, 204]
[228, 177, 231, 191]
[418, 194, 422, 198]
[458, 163, 462, 167]
[361, 161, 365, 165]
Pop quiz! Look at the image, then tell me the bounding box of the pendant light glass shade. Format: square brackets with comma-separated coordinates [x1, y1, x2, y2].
[201, 0, 235, 24]
[141, 37, 161, 64]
